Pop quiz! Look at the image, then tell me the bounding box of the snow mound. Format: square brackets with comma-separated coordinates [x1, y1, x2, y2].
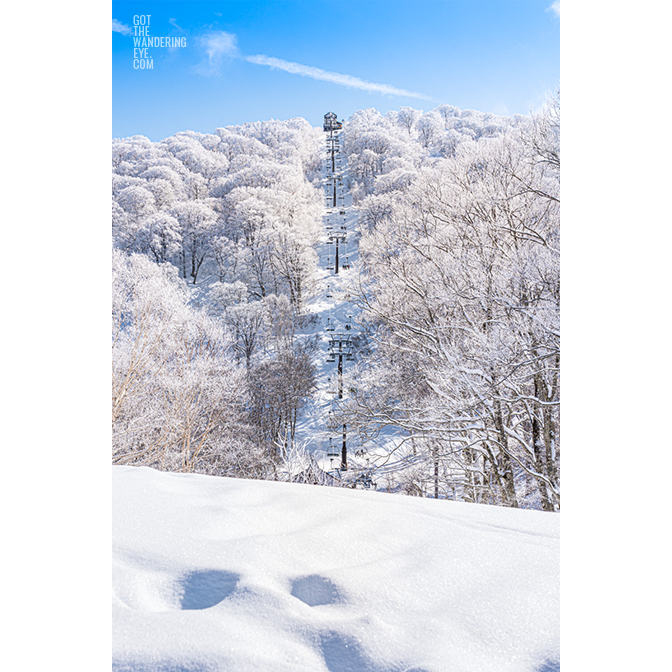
[113, 466, 559, 672]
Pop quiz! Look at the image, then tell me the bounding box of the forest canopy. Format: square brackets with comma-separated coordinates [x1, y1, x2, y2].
[112, 95, 560, 510]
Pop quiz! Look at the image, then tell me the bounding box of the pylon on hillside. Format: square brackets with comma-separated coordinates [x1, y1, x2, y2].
[326, 332, 355, 471]
[327, 232, 346, 274]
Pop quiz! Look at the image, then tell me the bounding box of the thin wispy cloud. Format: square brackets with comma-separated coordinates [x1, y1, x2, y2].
[112, 19, 132, 36]
[547, 1, 560, 17]
[192, 29, 432, 99]
[246, 54, 433, 100]
[196, 31, 240, 75]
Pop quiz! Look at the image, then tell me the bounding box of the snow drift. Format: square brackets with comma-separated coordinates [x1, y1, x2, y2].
[112, 466, 559, 671]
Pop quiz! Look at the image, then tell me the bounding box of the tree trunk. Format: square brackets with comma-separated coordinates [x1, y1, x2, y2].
[493, 399, 518, 508]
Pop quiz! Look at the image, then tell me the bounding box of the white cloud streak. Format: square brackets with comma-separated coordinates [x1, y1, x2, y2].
[192, 30, 432, 99]
[246, 54, 433, 100]
[112, 19, 132, 36]
[547, 1, 560, 17]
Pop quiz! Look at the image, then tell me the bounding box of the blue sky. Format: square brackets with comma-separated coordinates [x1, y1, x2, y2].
[114, 0, 559, 140]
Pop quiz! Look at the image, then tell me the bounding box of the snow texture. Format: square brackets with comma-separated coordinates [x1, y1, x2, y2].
[113, 466, 559, 671]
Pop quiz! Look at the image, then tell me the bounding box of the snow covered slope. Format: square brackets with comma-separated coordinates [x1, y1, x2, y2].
[112, 466, 559, 671]
[293, 128, 360, 463]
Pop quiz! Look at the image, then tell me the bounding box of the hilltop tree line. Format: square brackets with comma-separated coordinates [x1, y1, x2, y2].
[112, 119, 324, 474]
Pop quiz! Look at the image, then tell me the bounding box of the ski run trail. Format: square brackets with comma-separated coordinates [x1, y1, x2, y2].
[294, 129, 357, 466]
[294, 128, 400, 487]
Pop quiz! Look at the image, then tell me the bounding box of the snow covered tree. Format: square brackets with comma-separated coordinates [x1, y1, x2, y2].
[224, 301, 266, 368]
[112, 250, 262, 478]
[137, 212, 182, 265]
[339, 97, 560, 509]
[171, 201, 219, 283]
[248, 339, 318, 459]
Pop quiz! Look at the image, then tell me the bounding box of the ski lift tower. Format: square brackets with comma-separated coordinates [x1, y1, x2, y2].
[326, 332, 355, 470]
[323, 111, 342, 133]
[324, 112, 342, 174]
[327, 232, 345, 274]
[327, 231, 346, 274]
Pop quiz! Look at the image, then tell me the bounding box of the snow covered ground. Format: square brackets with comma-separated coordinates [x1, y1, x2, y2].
[112, 465, 560, 671]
